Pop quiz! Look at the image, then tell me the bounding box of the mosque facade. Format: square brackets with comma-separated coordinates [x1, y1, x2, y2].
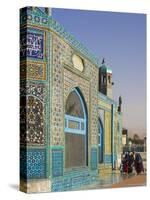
[20, 7, 122, 193]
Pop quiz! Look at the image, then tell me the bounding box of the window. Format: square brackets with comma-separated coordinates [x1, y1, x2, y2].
[108, 75, 111, 84]
[102, 75, 106, 83]
[72, 54, 84, 72]
[65, 88, 88, 168]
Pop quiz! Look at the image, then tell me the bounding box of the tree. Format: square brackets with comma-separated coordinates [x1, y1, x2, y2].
[133, 134, 142, 144]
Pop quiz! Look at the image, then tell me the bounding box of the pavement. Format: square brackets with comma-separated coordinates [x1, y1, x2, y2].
[111, 174, 146, 188]
[78, 173, 146, 191]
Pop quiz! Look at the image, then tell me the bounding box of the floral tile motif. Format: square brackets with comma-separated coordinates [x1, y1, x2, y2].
[20, 81, 46, 102]
[20, 96, 45, 145]
[20, 61, 46, 80]
[20, 82, 46, 145]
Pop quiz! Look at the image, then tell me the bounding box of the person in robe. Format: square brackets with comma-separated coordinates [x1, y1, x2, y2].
[120, 153, 129, 174]
[134, 153, 144, 174]
[128, 152, 134, 173]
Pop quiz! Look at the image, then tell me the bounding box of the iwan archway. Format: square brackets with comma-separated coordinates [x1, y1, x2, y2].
[64, 88, 88, 168]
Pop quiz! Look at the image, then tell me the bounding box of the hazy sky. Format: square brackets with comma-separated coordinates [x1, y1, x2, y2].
[52, 8, 146, 136]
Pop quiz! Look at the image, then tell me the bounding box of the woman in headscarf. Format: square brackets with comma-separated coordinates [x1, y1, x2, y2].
[134, 153, 144, 174]
[128, 152, 134, 173]
[121, 153, 128, 174]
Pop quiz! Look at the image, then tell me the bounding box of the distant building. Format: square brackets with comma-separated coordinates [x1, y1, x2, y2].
[122, 128, 128, 146]
[20, 7, 123, 193]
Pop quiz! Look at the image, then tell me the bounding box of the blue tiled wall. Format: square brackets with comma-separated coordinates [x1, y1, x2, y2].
[20, 28, 44, 60]
[51, 170, 97, 192]
[52, 149, 63, 177]
[91, 148, 98, 170]
[20, 148, 46, 179]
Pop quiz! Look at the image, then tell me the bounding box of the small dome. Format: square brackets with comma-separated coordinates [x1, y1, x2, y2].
[100, 64, 112, 74]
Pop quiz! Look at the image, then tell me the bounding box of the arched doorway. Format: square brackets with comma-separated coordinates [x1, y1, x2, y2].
[64, 88, 88, 168]
[98, 119, 104, 163]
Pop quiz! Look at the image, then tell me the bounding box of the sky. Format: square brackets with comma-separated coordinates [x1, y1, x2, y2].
[52, 8, 146, 137]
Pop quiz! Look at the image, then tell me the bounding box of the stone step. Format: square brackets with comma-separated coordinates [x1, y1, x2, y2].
[98, 164, 112, 175]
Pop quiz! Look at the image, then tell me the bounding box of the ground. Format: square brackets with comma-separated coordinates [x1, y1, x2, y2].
[111, 174, 146, 188]
[77, 172, 146, 191]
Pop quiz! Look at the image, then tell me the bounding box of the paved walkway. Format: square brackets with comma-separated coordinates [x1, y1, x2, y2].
[111, 174, 146, 188]
[78, 173, 146, 191]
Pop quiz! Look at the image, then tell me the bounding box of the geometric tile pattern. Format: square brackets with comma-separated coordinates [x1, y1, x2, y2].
[91, 148, 97, 170]
[90, 65, 99, 145]
[20, 30, 44, 59]
[51, 36, 65, 145]
[52, 180, 64, 192]
[51, 169, 97, 192]
[52, 149, 63, 177]
[51, 28, 96, 150]
[20, 96, 45, 145]
[20, 61, 46, 80]
[20, 148, 46, 179]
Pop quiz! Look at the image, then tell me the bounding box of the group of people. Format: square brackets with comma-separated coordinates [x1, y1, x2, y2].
[120, 151, 144, 175]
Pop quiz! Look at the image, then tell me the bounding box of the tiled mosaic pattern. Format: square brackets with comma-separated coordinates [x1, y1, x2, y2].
[19, 7, 123, 192]
[20, 62, 46, 80]
[20, 82, 46, 145]
[20, 9, 50, 186]
[90, 65, 99, 145]
[52, 170, 97, 192]
[20, 7, 99, 66]
[51, 36, 65, 146]
[20, 81, 46, 102]
[51, 33, 98, 155]
[91, 148, 98, 170]
[52, 149, 63, 177]
[21, 96, 44, 145]
[64, 68, 90, 109]
[105, 111, 111, 154]
[98, 109, 105, 126]
[20, 148, 46, 179]
[20, 30, 44, 59]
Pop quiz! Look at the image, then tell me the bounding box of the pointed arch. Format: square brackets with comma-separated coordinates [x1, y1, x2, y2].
[98, 118, 104, 163]
[64, 87, 88, 168]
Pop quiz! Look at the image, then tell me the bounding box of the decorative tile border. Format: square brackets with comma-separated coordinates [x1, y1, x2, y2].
[91, 148, 98, 170]
[99, 92, 117, 106]
[20, 61, 46, 80]
[51, 169, 97, 192]
[52, 149, 63, 177]
[20, 148, 46, 179]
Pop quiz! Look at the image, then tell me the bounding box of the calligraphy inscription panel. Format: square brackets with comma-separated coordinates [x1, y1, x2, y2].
[20, 30, 44, 59]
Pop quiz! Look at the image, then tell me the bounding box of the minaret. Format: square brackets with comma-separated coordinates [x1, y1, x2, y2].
[118, 96, 122, 112]
[99, 59, 113, 99]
